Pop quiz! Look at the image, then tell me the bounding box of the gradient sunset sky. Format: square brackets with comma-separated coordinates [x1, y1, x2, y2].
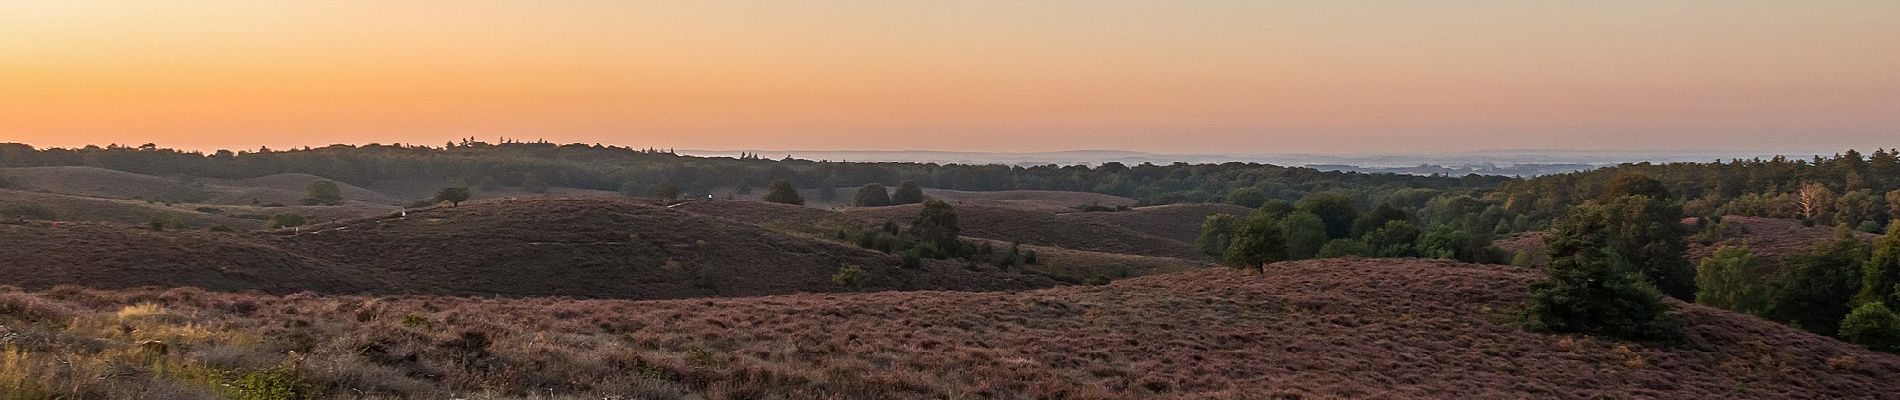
[2, 1, 1896, 154]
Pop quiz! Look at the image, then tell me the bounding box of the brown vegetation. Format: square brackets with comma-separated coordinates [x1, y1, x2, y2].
[849, 203, 1204, 259]
[1061, 203, 1255, 244]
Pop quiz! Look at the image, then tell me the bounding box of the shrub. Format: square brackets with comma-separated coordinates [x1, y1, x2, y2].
[762, 180, 804, 205]
[853, 184, 892, 207]
[832, 265, 864, 291]
[1839, 302, 1900, 353]
[891, 181, 926, 205]
[1223, 187, 1267, 208]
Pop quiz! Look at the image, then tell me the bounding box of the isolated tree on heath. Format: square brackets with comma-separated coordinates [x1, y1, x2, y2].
[854, 184, 892, 207]
[892, 181, 926, 205]
[1223, 213, 1286, 269]
[763, 180, 805, 205]
[434, 187, 471, 207]
[303, 180, 344, 205]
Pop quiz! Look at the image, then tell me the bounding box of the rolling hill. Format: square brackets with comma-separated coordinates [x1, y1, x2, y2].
[6, 258, 1894, 398]
[0, 197, 1057, 298]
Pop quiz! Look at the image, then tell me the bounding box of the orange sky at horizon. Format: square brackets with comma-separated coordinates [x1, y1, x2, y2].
[2, 1, 1897, 154]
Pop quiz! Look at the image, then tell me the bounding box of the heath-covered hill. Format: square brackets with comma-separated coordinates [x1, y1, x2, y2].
[3, 258, 1894, 399]
[0, 197, 1058, 298]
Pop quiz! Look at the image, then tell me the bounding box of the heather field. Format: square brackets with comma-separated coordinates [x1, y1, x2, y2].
[4, 259, 1896, 399]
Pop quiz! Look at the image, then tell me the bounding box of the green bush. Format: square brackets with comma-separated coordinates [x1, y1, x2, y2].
[1839, 302, 1900, 353]
[1694, 246, 1772, 316]
[1523, 249, 1681, 341]
[762, 180, 804, 205]
[1223, 213, 1286, 269]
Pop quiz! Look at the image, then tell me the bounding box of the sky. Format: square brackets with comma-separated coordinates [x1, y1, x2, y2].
[1, 1, 1896, 154]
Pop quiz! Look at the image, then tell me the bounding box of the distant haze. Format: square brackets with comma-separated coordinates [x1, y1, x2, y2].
[2, 1, 1897, 153]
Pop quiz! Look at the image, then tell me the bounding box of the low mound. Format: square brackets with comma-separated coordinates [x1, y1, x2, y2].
[922, 188, 1137, 213]
[1061, 203, 1255, 243]
[849, 203, 1204, 259]
[7, 258, 1894, 398]
[1, 166, 211, 202]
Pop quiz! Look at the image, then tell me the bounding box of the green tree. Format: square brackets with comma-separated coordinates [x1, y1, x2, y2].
[892, 181, 926, 205]
[1858, 222, 1900, 306]
[1524, 245, 1680, 341]
[1223, 213, 1286, 269]
[434, 187, 471, 207]
[763, 180, 805, 205]
[302, 180, 343, 205]
[1546, 195, 1696, 301]
[1362, 219, 1421, 257]
[1839, 302, 1900, 353]
[1767, 231, 1866, 335]
[1224, 187, 1268, 208]
[1196, 213, 1239, 258]
[1352, 203, 1409, 237]
[1417, 224, 1473, 260]
[854, 184, 892, 207]
[910, 200, 962, 256]
[654, 182, 681, 203]
[1256, 200, 1295, 219]
[1694, 246, 1772, 316]
[1296, 192, 1358, 239]
[1280, 211, 1328, 260]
